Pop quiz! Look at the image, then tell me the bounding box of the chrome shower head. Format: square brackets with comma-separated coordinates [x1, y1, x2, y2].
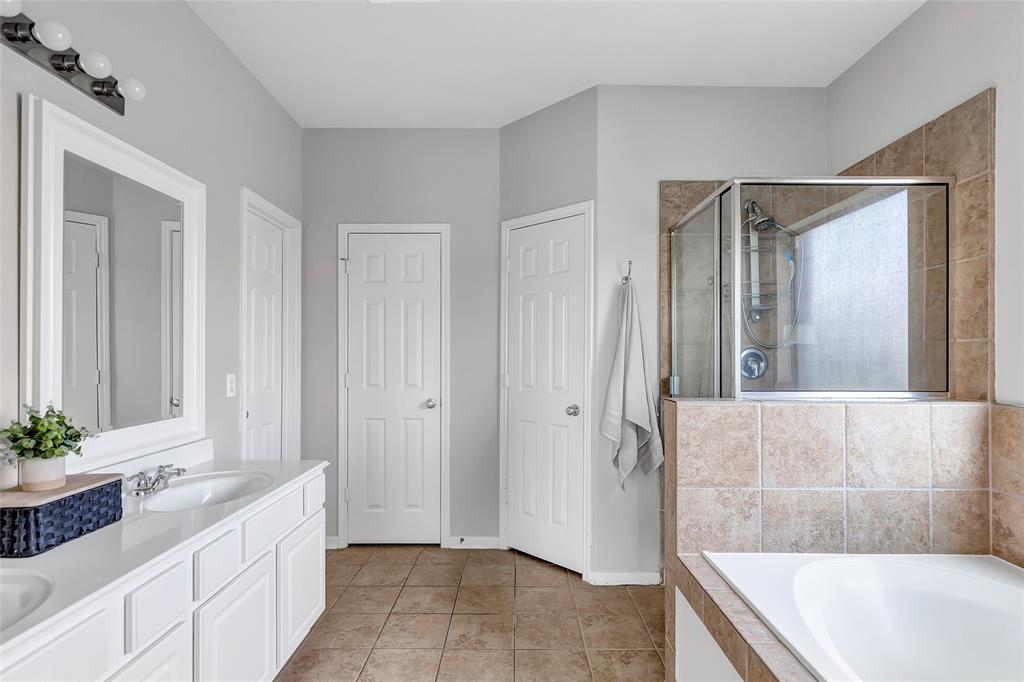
[744, 200, 781, 232]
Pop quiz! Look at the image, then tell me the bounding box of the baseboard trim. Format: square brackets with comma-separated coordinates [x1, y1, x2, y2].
[326, 536, 343, 550]
[585, 570, 663, 586]
[445, 536, 503, 549]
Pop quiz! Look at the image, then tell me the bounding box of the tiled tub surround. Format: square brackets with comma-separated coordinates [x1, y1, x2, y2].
[668, 399, 994, 557]
[992, 403, 1024, 566]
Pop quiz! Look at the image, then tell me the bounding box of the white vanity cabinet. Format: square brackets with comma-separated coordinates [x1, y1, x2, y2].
[0, 466, 327, 682]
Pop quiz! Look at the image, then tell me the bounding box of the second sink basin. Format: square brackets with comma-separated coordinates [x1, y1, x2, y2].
[144, 471, 273, 512]
[0, 570, 53, 634]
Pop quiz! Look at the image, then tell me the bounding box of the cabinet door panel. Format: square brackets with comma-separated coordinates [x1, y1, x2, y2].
[194, 552, 276, 682]
[277, 509, 326, 666]
[109, 622, 191, 682]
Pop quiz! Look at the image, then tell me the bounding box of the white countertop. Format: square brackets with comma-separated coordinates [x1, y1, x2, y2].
[0, 458, 327, 648]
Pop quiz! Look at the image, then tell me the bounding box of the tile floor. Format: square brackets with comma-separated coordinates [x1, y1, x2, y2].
[277, 545, 665, 681]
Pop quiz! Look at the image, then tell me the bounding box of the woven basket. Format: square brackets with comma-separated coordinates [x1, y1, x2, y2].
[0, 479, 123, 558]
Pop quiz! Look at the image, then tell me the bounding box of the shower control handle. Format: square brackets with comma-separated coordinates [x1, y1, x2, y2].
[565, 404, 580, 417]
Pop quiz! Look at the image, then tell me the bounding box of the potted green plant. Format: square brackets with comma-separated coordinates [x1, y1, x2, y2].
[0, 405, 91, 491]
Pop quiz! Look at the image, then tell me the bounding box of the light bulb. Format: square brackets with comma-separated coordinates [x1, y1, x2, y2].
[77, 51, 112, 78]
[31, 19, 72, 51]
[116, 77, 145, 101]
[0, 0, 24, 17]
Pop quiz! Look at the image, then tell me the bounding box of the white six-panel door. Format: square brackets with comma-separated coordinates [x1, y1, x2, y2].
[345, 232, 442, 543]
[245, 212, 285, 459]
[506, 214, 586, 572]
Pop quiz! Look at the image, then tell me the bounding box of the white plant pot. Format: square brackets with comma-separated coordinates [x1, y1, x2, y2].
[20, 457, 67, 492]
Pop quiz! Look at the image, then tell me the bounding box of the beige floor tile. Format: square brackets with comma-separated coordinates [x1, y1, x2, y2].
[514, 586, 576, 614]
[393, 586, 457, 614]
[461, 564, 515, 587]
[580, 613, 655, 649]
[365, 546, 423, 564]
[514, 650, 591, 681]
[567, 572, 587, 589]
[572, 587, 638, 615]
[325, 587, 345, 611]
[350, 563, 412, 587]
[643, 611, 666, 649]
[376, 613, 452, 648]
[437, 649, 514, 681]
[588, 650, 664, 681]
[406, 564, 464, 587]
[330, 587, 401, 614]
[628, 586, 666, 622]
[326, 563, 361, 588]
[358, 649, 441, 682]
[303, 612, 387, 649]
[417, 548, 470, 565]
[515, 614, 584, 649]
[454, 587, 515, 614]
[515, 564, 568, 586]
[465, 549, 516, 565]
[282, 647, 370, 681]
[327, 547, 375, 565]
[445, 614, 514, 649]
[513, 552, 550, 566]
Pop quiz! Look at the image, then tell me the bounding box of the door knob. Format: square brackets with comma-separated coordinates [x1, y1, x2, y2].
[169, 397, 181, 408]
[565, 404, 580, 417]
[425, 398, 438, 409]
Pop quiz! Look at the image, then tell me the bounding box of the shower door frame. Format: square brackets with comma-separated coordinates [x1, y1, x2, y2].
[671, 176, 955, 401]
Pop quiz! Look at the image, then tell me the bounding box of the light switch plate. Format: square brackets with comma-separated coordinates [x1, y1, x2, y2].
[226, 373, 236, 398]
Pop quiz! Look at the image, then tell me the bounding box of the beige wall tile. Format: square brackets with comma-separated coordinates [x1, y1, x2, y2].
[677, 402, 760, 487]
[677, 488, 760, 554]
[761, 403, 844, 488]
[924, 266, 947, 342]
[660, 181, 722, 234]
[925, 191, 947, 269]
[932, 490, 990, 554]
[931, 402, 989, 489]
[952, 257, 989, 340]
[847, 490, 929, 553]
[846, 403, 930, 488]
[952, 341, 988, 401]
[992, 404, 1024, 496]
[748, 642, 816, 682]
[839, 156, 875, 177]
[924, 90, 992, 178]
[762, 490, 845, 553]
[703, 597, 748, 679]
[704, 590, 776, 644]
[952, 173, 991, 261]
[992, 493, 1024, 567]
[873, 128, 924, 175]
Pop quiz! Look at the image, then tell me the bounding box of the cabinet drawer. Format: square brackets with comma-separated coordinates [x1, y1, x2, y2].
[242, 488, 303, 561]
[5, 608, 116, 681]
[303, 474, 326, 515]
[109, 621, 190, 682]
[194, 529, 240, 601]
[125, 562, 189, 653]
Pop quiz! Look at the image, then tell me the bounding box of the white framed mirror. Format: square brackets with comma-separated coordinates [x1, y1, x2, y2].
[21, 95, 206, 472]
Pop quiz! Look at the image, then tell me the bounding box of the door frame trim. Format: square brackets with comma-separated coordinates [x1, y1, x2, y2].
[160, 220, 182, 421]
[336, 223, 452, 548]
[499, 201, 594, 579]
[239, 187, 302, 460]
[64, 210, 111, 431]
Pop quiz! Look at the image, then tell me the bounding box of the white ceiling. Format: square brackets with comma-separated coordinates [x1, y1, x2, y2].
[189, 0, 924, 129]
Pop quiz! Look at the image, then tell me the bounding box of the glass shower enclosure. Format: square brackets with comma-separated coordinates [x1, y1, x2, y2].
[670, 177, 952, 399]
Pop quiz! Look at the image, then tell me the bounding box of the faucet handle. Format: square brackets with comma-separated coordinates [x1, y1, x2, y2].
[127, 471, 148, 484]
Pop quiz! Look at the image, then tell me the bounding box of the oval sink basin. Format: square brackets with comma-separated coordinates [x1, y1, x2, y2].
[0, 570, 53, 633]
[144, 471, 273, 513]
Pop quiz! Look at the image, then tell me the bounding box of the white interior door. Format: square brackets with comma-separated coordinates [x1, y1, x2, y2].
[63, 219, 100, 431]
[506, 214, 586, 572]
[245, 212, 284, 459]
[345, 232, 442, 543]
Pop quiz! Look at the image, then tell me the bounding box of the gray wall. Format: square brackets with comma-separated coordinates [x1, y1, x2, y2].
[302, 128, 500, 540]
[500, 88, 597, 220]
[0, 2, 303, 456]
[592, 85, 829, 574]
[826, 0, 1024, 405]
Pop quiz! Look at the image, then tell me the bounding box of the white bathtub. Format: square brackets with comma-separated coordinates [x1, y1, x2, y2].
[704, 553, 1024, 682]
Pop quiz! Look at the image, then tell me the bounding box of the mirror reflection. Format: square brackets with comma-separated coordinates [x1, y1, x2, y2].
[62, 152, 184, 432]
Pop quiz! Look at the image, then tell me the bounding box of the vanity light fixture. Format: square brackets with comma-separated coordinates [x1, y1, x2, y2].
[0, 7, 145, 115]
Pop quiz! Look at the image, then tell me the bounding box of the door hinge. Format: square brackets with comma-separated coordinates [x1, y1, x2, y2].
[344, 487, 350, 503]
[339, 257, 349, 274]
[505, 257, 511, 273]
[504, 373, 510, 388]
[344, 373, 350, 389]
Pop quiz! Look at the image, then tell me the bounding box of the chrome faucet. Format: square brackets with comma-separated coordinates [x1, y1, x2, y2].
[126, 464, 187, 497]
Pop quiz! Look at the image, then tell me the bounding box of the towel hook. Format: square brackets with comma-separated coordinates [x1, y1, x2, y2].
[621, 260, 632, 285]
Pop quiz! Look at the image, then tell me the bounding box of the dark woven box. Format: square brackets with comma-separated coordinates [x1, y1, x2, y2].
[0, 479, 123, 558]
